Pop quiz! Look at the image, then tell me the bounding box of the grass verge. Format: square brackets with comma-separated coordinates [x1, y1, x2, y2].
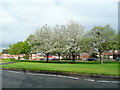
[2, 60, 119, 76]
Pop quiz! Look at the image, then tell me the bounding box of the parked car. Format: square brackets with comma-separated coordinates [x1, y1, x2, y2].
[20, 58, 25, 60]
[42, 58, 57, 60]
[86, 58, 97, 61]
[40, 58, 45, 60]
[46, 58, 58, 60]
[116, 57, 120, 61]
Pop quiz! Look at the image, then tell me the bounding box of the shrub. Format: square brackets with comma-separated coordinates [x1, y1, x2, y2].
[23, 55, 29, 60]
[2, 58, 10, 60]
[10, 58, 15, 60]
[61, 58, 71, 60]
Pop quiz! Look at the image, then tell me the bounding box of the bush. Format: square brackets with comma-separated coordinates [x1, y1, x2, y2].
[61, 58, 71, 60]
[10, 58, 15, 60]
[22, 55, 29, 60]
[2, 58, 10, 60]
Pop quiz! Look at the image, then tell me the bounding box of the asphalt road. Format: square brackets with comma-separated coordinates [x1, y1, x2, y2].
[1, 70, 120, 88]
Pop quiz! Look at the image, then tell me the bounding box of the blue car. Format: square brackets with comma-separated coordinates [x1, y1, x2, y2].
[116, 57, 120, 61]
[86, 58, 97, 61]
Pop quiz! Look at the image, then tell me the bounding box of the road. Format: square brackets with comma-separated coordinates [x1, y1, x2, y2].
[1, 70, 119, 88]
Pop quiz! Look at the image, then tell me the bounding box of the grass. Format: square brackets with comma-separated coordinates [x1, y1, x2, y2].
[1, 59, 119, 76]
[0, 59, 19, 63]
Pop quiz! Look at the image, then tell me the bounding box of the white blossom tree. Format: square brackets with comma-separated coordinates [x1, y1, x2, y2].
[63, 20, 85, 63]
[51, 25, 67, 62]
[29, 24, 54, 62]
[29, 21, 86, 63]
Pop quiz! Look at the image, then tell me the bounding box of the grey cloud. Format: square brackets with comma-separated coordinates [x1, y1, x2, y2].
[0, 1, 118, 51]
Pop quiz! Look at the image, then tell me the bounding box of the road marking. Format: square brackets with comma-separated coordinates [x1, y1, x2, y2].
[66, 76, 79, 80]
[97, 80, 120, 83]
[7, 70, 24, 74]
[56, 75, 79, 80]
[6, 70, 79, 80]
[57, 75, 66, 78]
[111, 81, 120, 84]
[26, 73, 57, 77]
[26, 73, 79, 80]
[6, 70, 120, 83]
[97, 80, 111, 83]
[84, 79, 95, 82]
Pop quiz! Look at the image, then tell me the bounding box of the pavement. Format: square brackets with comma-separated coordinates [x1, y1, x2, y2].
[1, 70, 120, 88]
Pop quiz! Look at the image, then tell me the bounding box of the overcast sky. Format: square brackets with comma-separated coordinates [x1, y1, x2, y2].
[0, 0, 118, 52]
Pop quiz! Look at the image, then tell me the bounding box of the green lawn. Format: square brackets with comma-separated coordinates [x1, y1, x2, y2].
[2, 60, 119, 76]
[0, 59, 19, 63]
[0, 60, 12, 63]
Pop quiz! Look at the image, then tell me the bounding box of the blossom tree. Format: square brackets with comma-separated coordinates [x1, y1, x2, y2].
[29, 24, 54, 62]
[63, 20, 85, 63]
[51, 25, 67, 62]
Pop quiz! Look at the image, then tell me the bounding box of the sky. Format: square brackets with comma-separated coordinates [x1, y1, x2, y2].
[0, 0, 119, 52]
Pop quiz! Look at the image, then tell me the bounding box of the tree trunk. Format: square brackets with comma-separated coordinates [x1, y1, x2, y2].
[31, 53, 32, 60]
[72, 52, 75, 63]
[18, 54, 20, 60]
[112, 50, 115, 59]
[79, 53, 80, 60]
[99, 52, 103, 64]
[46, 53, 49, 63]
[58, 53, 61, 63]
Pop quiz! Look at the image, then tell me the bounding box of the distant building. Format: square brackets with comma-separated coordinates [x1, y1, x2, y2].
[1, 49, 25, 59]
[2, 49, 9, 54]
[102, 50, 120, 59]
[1, 49, 120, 60]
[2, 49, 9, 59]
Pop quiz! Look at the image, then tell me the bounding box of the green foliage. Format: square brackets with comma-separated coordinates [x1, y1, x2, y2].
[88, 25, 116, 53]
[8, 41, 31, 55]
[87, 25, 116, 64]
[106, 34, 119, 51]
[26, 34, 34, 42]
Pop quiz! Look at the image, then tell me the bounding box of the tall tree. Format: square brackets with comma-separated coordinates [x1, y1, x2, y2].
[8, 41, 31, 60]
[87, 25, 115, 64]
[106, 33, 119, 59]
[63, 20, 85, 63]
[51, 25, 67, 62]
[29, 24, 54, 62]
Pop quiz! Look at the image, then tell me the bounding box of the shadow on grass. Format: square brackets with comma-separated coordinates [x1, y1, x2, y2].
[9, 59, 119, 64]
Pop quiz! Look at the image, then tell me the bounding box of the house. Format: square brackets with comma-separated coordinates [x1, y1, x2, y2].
[1, 49, 119, 60]
[62, 53, 89, 60]
[2, 49, 9, 59]
[102, 50, 120, 59]
[2, 49, 25, 60]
